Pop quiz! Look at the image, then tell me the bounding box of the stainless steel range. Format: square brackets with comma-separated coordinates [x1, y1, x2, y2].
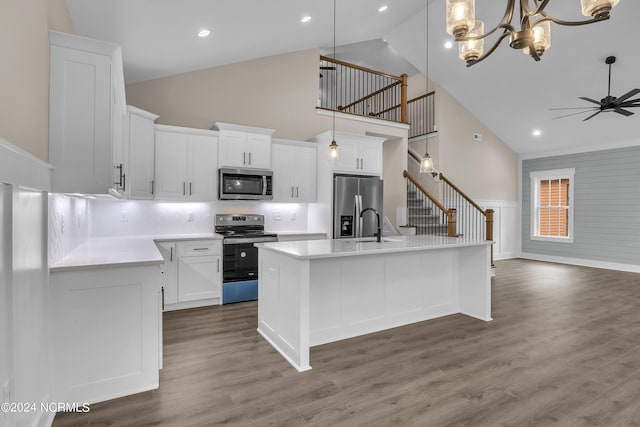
[214, 214, 277, 304]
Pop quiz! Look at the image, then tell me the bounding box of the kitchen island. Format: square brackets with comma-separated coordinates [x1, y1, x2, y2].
[256, 235, 492, 371]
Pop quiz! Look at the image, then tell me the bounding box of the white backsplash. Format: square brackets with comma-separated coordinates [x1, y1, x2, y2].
[48, 194, 90, 265]
[88, 199, 310, 238]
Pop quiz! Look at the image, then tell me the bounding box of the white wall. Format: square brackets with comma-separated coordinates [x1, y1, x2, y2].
[0, 184, 13, 427]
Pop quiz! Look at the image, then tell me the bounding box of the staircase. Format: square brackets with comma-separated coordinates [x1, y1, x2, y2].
[407, 189, 448, 235]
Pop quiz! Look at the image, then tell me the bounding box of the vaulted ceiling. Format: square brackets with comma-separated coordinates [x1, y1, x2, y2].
[66, 0, 639, 156]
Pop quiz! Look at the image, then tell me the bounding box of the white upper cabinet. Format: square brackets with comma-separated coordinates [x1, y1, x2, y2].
[126, 106, 159, 199]
[214, 122, 275, 170]
[154, 125, 218, 201]
[49, 31, 126, 194]
[272, 140, 317, 202]
[309, 131, 385, 176]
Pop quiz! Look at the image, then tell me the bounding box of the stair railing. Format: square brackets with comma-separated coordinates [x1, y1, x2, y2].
[408, 91, 436, 138]
[318, 55, 408, 123]
[403, 170, 456, 237]
[439, 173, 494, 266]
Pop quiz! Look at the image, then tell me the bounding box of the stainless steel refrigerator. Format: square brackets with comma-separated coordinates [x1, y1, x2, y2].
[333, 174, 383, 239]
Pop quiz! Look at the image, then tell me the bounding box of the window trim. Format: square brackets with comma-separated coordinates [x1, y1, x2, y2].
[530, 168, 575, 243]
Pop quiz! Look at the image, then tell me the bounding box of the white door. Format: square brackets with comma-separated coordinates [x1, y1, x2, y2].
[127, 112, 156, 199]
[331, 139, 358, 172]
[358, 143, 383, 175]
[218, 130, 247, 168]
[271, 145, 293, 201]
[293, 146, 317, 202]
[245, 133, 271, 169]
[178, 255, 221, 302]
[187, 135, 218, 201]
[155, 131, 188, 199]
[49, 46, 112, 193]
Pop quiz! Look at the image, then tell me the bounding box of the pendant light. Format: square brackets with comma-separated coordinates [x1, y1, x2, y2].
[328, 0, 339, 160]
[420, 0, 434, 174]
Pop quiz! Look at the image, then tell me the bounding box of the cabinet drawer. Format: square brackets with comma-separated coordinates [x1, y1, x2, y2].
[177, 240, 222, 256]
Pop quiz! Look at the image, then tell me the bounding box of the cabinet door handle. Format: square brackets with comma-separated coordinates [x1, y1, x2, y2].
[161, 286, 165, 311]
[114, 164, 124, 188]
[291, 186, 294, 198]
[183, 182, 186, 196]
[151, 180, 154, 195]
[189, 182, 192, 196]
[170, 246, 173, 261]
[122, 173, 126, 191]
[296, 186, 299, 198]
[356, 158, 360, 169]
[193, 247, 209, 251]
[217, 258, 220, 273]
[248, 152, 252, 165]
[361, 158, 364, 170]
[243, 152, 246, 165]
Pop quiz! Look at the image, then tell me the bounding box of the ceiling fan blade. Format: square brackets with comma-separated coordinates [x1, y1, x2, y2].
[552, 110, 598, 120]
[614, 108, 634, 117]
[614, 89, 640, 104]
[583, 111, 602, 121]
[579, 97, 603, 106]
[549, 107, 600, 111]
[619, 99, 640, 107]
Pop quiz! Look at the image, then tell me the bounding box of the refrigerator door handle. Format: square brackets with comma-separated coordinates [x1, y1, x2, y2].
[356, 194, 364, 238]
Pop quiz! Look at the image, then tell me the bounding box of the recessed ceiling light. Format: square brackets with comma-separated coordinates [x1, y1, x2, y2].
[532, 129, 542, 137]
[301, 15, 312, 23]
[444, 40, 454, 49]
[378, 5, 388, 13]
[198, 29, 211, 38]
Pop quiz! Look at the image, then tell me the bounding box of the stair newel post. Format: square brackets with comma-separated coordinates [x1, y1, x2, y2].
[400, 74, 408, 124]
[447, 208, 457, 237]
[485, 209, 495, 267]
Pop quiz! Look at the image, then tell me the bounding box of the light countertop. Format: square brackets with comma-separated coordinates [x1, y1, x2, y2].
[50, 233, 222, 272]
[255, 235, 493, 260]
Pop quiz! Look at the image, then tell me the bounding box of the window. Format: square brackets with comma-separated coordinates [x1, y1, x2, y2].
[530, 168, 574, 243]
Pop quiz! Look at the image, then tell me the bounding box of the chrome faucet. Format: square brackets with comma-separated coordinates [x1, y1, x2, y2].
[360, 208, 381, 242]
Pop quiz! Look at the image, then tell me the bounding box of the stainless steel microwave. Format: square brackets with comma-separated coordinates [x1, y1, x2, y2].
[218, 168, 273, 200]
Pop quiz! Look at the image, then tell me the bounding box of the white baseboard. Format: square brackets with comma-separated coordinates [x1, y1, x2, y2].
[520, 252, 640, 273]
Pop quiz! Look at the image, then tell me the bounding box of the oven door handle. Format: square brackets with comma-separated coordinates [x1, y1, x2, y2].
[262, 176, 267, 195]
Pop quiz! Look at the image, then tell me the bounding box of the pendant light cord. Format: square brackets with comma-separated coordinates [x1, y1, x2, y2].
[332, 0, 337, 142]
[424, 0, 429, 157]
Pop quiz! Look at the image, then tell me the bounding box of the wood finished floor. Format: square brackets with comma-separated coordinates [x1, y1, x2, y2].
[54, 259, 640, 427]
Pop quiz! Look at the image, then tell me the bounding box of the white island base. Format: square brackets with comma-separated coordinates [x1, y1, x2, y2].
[256, 236, 492, 372]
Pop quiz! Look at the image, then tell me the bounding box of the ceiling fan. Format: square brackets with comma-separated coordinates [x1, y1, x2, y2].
[551, 56, 640, 121]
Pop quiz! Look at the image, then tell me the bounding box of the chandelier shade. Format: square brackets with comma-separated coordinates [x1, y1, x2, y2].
[446, 0, 620, 66]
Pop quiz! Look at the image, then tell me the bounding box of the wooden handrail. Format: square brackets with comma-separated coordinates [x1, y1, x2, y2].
[408, 148, 421, 164]
[408, 91, 435, 104]
[315, 107, 404, 124]
[403, 170, 447, 213]
[400, 74, 408, 123]
[377, 91, 436, 116]
[339, 80, 401, 111]
[439, 173, 487, 216]
[320, 55, 403, 82]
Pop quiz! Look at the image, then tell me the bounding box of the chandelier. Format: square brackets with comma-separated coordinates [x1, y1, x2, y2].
[446, 0, 620, 66]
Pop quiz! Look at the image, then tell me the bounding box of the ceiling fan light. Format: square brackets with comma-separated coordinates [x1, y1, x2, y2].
[446, 0, 475, 38]
[458, 20, 484, 64]
[580, 0, 619, 18]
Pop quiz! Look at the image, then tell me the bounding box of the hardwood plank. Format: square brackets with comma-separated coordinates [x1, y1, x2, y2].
[53, 259, 640, 426]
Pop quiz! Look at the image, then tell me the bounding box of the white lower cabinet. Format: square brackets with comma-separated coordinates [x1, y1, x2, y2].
[157, 239, 222, 310]
[51, 264, 162, 404]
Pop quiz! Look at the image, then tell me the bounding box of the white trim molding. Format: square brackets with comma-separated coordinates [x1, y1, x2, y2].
[477, 199, 519, 260]
[520, 252, 640, 274]
[315, 108, 410, 130]
[0, 137, 51, 190]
